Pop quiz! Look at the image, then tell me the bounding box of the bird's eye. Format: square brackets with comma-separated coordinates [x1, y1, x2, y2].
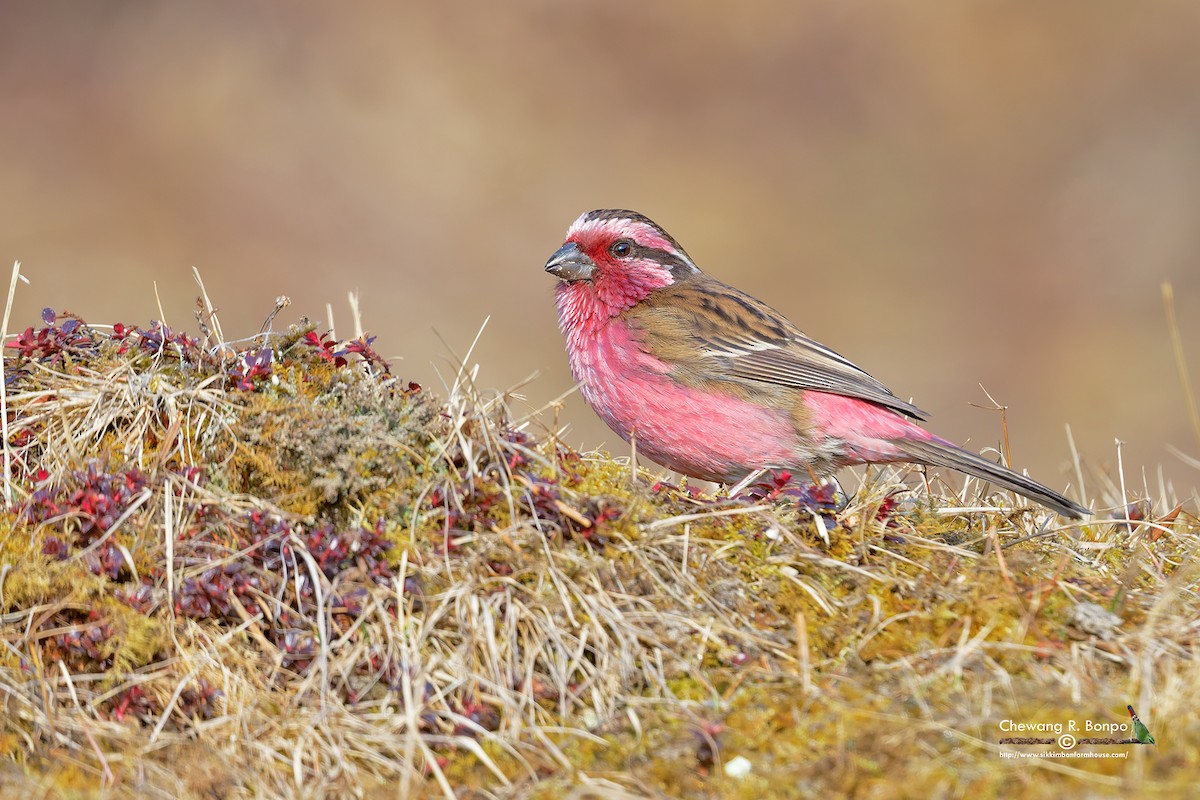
[610, 240, 633, 258]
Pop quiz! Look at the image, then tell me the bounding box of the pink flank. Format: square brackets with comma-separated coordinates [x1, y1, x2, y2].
[804, 391, 934, 463]
[557, 304, 799, 482]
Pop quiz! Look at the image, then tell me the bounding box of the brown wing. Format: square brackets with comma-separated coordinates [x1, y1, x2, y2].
[627, 274, 928, 420]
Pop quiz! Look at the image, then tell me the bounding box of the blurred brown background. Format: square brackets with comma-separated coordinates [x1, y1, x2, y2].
[2, 1, 1198, 498]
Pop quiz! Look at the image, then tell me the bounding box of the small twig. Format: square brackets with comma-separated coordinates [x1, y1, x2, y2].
[988, 521, 1016, 594]
[192, 266, 224, 345]
[796, 611, 812, 694]
[727, 468, 767, 497]
[164, 477, 175, 612]
[681, 522, 690, 579]
[348, 290, 363, 339]
[149, 667, 200, 745]
[153, 280, 167, 326]
[57, 661, 114, 787]
[975, 384, 1012, 468]
[1065, 422, 1088, 511]
[645, 504, 772, 531]
[259, 295, 291, 335]
[1116, 438, 1130, 528]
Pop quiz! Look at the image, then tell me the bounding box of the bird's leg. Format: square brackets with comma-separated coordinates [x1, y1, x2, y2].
[801, 462, 820, 485]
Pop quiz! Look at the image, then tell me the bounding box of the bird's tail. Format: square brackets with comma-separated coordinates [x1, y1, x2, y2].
[891, 436, 1089, 519]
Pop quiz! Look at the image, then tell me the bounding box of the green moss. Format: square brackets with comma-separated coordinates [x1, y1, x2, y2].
[229, 371, 440, 523]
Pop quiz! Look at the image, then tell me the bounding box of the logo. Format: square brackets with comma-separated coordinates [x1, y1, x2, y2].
[997, 704, 1158, 752]
[1127, 705, 1156, 746]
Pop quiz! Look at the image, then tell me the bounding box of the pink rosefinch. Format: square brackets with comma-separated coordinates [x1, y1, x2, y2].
[546, 209, 1088, 519]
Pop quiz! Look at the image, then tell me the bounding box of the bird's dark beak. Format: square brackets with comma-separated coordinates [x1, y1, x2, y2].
[544, 242, 595, 282]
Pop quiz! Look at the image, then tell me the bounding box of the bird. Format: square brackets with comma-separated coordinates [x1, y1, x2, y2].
[1127, 705, 1156, 745]
[544, 208, 1089, 519]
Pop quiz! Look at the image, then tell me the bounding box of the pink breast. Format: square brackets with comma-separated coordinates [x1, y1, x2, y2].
[565, 319, 800, 482]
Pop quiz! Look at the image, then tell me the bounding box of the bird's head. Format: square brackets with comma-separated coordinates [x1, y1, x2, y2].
[545, 210, 699, 316]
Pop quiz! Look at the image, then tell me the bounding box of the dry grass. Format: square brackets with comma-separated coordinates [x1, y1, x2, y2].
[0, 289, 1198, 799]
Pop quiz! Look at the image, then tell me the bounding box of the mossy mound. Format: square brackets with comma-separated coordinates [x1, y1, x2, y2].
[0, 308, 1196, 799]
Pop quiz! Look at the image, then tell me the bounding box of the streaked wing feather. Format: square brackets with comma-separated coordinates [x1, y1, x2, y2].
[633, 275, 928, 420]
[715, 337, 928, 420]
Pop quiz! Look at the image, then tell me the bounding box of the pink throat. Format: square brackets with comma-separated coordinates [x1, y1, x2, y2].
[554, 261, 674, 325]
